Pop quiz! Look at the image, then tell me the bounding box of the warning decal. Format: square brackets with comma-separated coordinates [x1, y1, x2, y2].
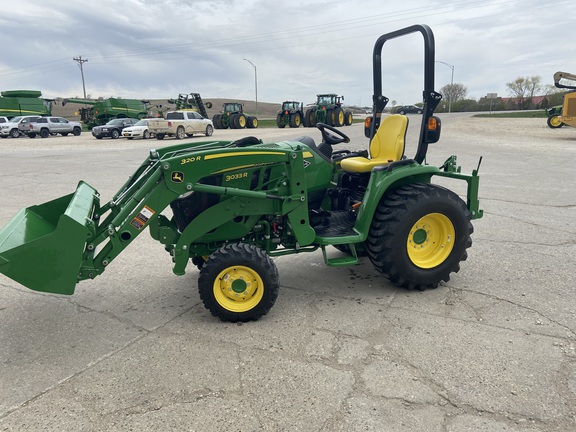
[130, 205, 155, 230]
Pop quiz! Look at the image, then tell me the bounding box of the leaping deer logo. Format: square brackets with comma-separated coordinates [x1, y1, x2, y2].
[171, 171, 184, 183]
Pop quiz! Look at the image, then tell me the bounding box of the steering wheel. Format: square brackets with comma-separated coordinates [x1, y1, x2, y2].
[317, 123, 350, 146]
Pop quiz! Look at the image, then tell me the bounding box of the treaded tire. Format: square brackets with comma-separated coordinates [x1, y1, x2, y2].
[277, 113, 286, 128]
[198, 243, 280, 322]
[367, 183, 473, 290]
[547, 115, 564, 129]
[289, 113, 301, 128]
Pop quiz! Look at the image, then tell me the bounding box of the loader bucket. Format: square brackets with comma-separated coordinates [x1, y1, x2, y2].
[0, 181, 98, 295]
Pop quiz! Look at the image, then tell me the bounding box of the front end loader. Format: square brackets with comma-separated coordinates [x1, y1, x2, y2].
[548, 71, 576, 129]
[0, 24, 483, 322]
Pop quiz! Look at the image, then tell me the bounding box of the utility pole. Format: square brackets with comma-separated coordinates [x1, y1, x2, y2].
[73, 56, 88, 99]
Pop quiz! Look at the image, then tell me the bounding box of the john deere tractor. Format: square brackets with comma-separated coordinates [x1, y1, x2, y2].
[547, 71, 576, 129]
[277, 101, 304, 128]
[304, 94, 353, 127]
[213, 102, 258, 129]
[0, 24, 482, 323]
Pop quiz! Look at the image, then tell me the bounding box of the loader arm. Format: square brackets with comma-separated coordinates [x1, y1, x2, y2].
[0, 141, 315, 295]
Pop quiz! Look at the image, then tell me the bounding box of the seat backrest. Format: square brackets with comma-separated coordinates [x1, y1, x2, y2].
[369, 114, 409, 162]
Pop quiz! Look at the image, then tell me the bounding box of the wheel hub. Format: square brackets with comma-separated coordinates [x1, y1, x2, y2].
[407, 213, 455, 269]
[214, 266, 263, 312]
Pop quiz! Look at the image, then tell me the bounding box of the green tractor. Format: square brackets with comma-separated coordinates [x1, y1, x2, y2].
[213, 102, 258, 129]
[547, 71, 576, 129]
[0, 24, 482, 323]
[62, 97, 150, 129]
[0, 90, 53, 118]
[304, 94, 353, 127]
[276, 101, 304, 128]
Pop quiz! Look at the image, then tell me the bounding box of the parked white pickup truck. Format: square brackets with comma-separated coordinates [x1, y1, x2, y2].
[21, 116, 82, 138]
[148, 111, 214, 140]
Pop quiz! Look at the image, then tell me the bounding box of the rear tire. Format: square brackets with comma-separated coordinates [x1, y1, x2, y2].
[176, 126, 185, 139]
[143, 130, 150, 139]
[290, 113, 301, 128]
[237, 114, 247, 129]
[247, 116, 258, 128]
[276, 113, 286, 128]
[205, 124, 214, 136]
[333, 107, 344, 127]
[40, 128, 50, 138]
[367, 183, 473, 290]
[198, 243, 279, 322]
[344, 111, 353, 125]
[156, 133, 165, 140]
[305, 109, 315, 127]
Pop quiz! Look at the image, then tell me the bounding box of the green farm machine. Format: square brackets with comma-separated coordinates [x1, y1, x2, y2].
[0, 25, 482, 322]
[277, 101, 305, 128]
[0, 90, 53, 118]
[546, 71, 576, 129]
[304, 94, 353, 127]
[62, 97, 150, 128]
[212, 102, 258, 129]
[168, 92, 213, 118]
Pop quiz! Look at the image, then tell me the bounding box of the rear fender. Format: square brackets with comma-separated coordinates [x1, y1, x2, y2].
[353, 165, 439, 239]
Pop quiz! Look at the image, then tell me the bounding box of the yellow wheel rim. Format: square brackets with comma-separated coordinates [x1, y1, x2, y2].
[295, 115, 301, 126]
[407, 213, 455, 268]
[213, 265, 264, 312]
[239, 116, 246, 127]
[338, 111, 344, 124]
[252, 118, 258, 127]
[549, 116, 562, 127]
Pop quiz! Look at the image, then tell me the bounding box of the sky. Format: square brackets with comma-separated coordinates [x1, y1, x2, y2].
[1, 0, 575, 108]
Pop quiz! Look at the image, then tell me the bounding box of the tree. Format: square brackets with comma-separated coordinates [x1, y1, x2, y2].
[505, 76, 542, 109]
[439, 83, 467, 105]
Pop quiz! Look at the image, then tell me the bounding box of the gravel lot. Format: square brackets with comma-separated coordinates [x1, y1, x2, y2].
[1, 114, 575, 431]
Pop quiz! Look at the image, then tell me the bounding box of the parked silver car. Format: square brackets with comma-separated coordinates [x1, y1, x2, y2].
[21, 116, 82, 138]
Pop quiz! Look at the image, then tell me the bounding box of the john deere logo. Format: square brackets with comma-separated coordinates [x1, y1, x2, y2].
[171, 171, 184, 183]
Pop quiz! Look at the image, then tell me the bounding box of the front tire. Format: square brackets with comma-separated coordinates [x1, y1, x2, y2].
[73, 127, 81, 136]
[367, 183, 473, 290]
[198, 243, 279, 322]
[10, 128, 19, 138]
[547, 115, 564, 129]
[111, 129, 120, 139]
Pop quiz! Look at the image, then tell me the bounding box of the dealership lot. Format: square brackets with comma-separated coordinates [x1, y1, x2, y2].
[1, 115, 575, 431]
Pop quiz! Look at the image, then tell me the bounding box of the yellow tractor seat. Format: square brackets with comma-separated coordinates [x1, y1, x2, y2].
[340, 114, 409, 173]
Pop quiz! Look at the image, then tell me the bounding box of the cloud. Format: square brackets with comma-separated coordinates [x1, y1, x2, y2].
[1, 0, 575, 107]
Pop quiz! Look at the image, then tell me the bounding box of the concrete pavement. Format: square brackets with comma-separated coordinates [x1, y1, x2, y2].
[0, 116, 575, 431]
